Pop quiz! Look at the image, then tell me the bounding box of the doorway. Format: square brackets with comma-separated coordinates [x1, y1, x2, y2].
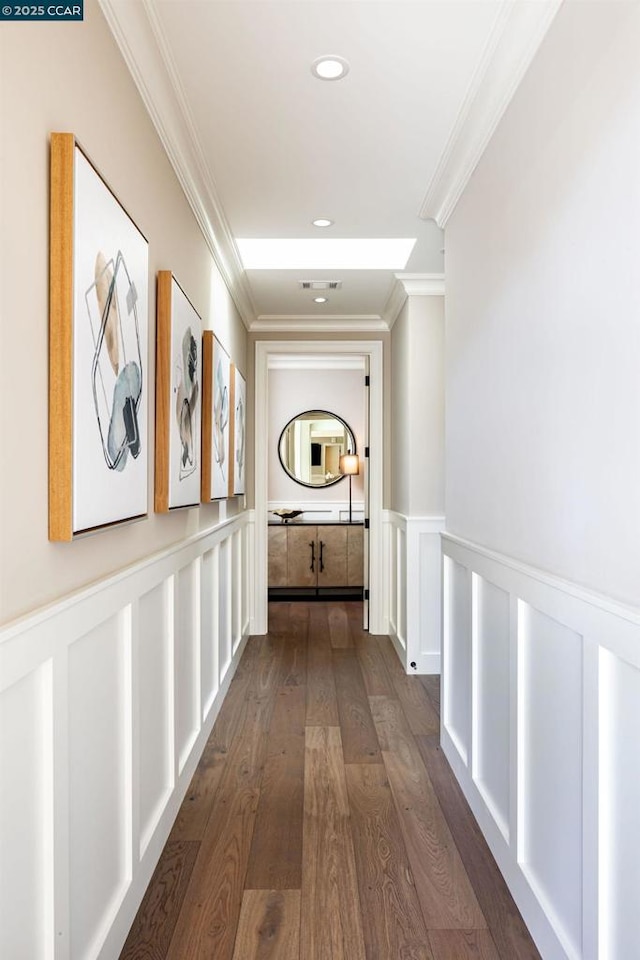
[253, 340, 384, 635]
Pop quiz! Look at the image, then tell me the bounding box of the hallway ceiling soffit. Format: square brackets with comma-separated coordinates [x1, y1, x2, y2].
[98, 0, 562, 330]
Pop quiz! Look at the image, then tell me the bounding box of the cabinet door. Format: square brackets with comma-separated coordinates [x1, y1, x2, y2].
[317, 526, 348, 587]
[287, 526, 318, 587]
[268, 527, 288, 586]
[347, 526, 364, 587]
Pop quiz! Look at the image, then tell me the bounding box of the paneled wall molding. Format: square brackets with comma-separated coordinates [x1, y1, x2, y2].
[97, 0, 256, 328]
[444, 532, 640, 627]
[384, 511, 445, 674]
[441, 532, 640, 960]
[1, 514, 247, 647]
[419, 0, 563, 227]
[0, 510, 254, 960]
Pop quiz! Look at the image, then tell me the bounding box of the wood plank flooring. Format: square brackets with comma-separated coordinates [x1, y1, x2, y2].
[120, 602, 540, 960]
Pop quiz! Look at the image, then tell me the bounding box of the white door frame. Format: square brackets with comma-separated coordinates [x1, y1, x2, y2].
[253, 339, 385, 635]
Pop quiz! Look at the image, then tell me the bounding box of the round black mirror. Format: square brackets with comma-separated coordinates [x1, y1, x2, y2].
[278, 410, 356, 488]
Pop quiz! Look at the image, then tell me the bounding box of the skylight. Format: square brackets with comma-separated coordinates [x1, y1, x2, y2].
[236, 238, 416, 271]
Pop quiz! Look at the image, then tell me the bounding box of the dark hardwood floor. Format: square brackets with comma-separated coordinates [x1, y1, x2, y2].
[120, 601, 540, 960]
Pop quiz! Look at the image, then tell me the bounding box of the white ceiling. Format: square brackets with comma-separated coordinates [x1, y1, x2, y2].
[100, 0, 562, 330]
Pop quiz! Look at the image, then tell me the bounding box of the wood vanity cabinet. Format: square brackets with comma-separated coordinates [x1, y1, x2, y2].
[268, 523, 363, 596]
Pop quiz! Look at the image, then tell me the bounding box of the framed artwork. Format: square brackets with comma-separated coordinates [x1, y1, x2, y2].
[154, 272, 202, 511]
[230, 365, 247, 496]
[49, 133, 149, 540]
[201, 331, 231, 501]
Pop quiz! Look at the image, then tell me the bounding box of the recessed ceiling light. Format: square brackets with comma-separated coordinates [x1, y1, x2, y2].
[236, 238, 416, 270]
[311, 56, 350, 81]
[312, 218, 334, 228]
[313, 296, 328, 304]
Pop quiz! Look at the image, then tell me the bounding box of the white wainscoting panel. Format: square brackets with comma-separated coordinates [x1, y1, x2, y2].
[232, 529, 242, 654]
[137, 582, 172, 859]
[386, 513, 399, 644]
[0, 662, 53, 960]
[174, 562, 200, 775]
[599, 648, 640, 960]
[442, 533, 640, 960]
[393, 522, 406, 654]
[219, 538, 232, 682]
[444, 556, 471, 762]
[68, 613, 130, 960]
[474, 574, 510, 840]
[200, 547, 220, 721]
[0, 511, 253, 960]
[384, 512, 444, 674]
[519, 604, 583, 959]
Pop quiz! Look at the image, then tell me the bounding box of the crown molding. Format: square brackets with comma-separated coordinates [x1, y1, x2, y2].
[98, 0, 257, 328]
[382, 277, 408, 330]
[395, 273, 446, 297]
[250, 316, 389, 334]
[419, 0, 563, 228]
[384, 273, 445, 330]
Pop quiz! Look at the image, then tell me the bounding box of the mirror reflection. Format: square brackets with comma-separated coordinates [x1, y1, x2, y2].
[278, 410, 356, 488]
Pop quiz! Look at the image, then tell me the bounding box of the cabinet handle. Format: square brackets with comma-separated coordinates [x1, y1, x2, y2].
[319, 540, 325, 572]
[309, 541, 315, 572]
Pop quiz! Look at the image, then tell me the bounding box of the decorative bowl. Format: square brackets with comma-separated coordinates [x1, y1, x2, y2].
[271, 509, 304, 523]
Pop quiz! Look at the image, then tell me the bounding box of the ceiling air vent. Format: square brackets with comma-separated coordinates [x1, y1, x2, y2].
[298, 280, 342, 291]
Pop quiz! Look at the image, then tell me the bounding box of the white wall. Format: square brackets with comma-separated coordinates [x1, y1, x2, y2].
[268, 367, 365, 508]
[388, 294, 445, 673]
[0, 6, 253, 958]
[443, 3, 640, 958]
[390, 302, 412, 514]
[0, 0, 247, 625]
[445, 0, 640, 607]
[391, 295, 445, 517]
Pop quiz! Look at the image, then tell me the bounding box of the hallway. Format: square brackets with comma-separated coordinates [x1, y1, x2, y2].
[120, 602, 540, 960]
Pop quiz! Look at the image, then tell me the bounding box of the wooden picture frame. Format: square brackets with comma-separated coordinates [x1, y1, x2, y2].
[201, 331, 231, 501]
[154, 272, 202, 512]
[49, 133, 149, 540]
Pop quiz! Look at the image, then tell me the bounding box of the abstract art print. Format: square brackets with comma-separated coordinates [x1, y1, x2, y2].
[49, 133, 149, 540]
[231, 366, 246, 496]
[155, 272, 202, 511]
[201, 331, 231, 501]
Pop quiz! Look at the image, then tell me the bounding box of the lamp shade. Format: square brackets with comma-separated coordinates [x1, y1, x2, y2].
[339, 453, 360, 476]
